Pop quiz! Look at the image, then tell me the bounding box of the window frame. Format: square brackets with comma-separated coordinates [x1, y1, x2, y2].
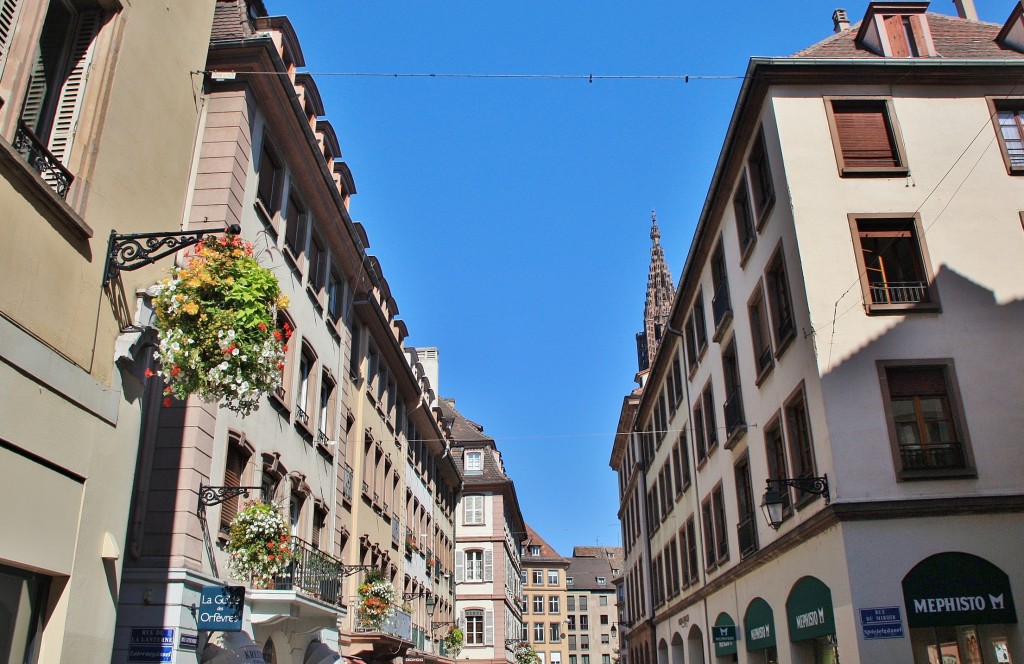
[748, 280, 775, 385]
[876, 358, 976, 481]
[463, 494, 485, 525]
[732, 176, 757, 264]
[747, 127, 775, 229]
[988, 97, 1024, 175]
[466, 549, 484, 582]
[784, 383, 820, 508]
[256, 132, 285, 228]
[848, 213, 940, 314]
[764, 243, 798, 356]
[824, 96, 909, 177]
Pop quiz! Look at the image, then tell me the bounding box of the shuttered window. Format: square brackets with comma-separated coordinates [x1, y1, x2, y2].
[993, 100, 1024, 173]
[219, 440, 250, 533]
[0, 0, 24, 77]
[828, 99, 907, 174]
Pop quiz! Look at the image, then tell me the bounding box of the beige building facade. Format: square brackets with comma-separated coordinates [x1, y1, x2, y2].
[521, 526, 570, 664]
[0, 0, 217, 662]
[612, 4, 1024, 664]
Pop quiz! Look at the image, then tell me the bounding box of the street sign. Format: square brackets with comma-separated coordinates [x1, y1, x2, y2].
[197, 585, 245, 632]
[128, 628, 174, 663]
[859, 606, 904, 640]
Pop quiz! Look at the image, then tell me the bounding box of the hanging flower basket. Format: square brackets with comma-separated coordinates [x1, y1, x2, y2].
[357, 568, 396, 630]
[443, 626, 464, 656]
[148, 234, 290, 415]
[225, 501, 293, 589]
[515, 643, 541, 664]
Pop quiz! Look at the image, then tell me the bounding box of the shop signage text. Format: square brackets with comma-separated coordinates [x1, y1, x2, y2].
[913, 594, 1004, 614]
[749, 624, 770, 641]
[859, 607, 904, 640]
[713, 625, 736, 644]
[197, 585, 245, 632]
[795, 608, 826, 630]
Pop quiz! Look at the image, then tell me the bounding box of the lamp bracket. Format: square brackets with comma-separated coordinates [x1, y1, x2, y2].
[402, 591, 433, 600]
[197, 483, 262, 516]
[103, 223, 241, 286]
[765, 474, 830, 504]
[340, 564, 382, 578]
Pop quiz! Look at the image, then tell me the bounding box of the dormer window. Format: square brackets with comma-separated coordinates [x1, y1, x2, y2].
[855, 3, 935, 58]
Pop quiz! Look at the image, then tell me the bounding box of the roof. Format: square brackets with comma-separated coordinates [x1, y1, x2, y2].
[793, 12, 1024, 60]
[523, 524, 568, 562]
[566, 555, 618, 591]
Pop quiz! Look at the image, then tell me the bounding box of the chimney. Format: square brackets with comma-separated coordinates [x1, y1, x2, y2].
[952, 0, 979, 21]
[832, 8, 850, 32]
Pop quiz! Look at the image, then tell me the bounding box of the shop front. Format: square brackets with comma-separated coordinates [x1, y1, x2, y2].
[785, 576, 838, 664]
[902, 552, 1018, 664]
[712, 612, 738, 663]
[744, 598, 777, 664]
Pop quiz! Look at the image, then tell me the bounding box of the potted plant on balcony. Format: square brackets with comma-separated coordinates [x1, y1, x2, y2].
[357, 568, 396, 630]
[149, 234, 290, 415]
[405, 535, 416, 555]
[443, 626, 463, 656]
[225, 501, 293, 589]
[515, 643, 541, 664]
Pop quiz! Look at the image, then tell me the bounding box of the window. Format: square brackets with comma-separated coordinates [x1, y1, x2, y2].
[550, 622, 562, 642]
[530, 545, 542, 556]
[327, 267, 345, 323]
[465, 451, 483, 474]
[465, 610, 484, 645]
[570, 656, 577, 664]
[533, 595, 545, 613]
[710, 242, 732, 335]
[534, 622, 545, 642]
[684, 517, 699, 585]
[601, 634, 610, 645]
[568, 636, 577, 651]
[733, 180, 756, 260]
[272, 312, 296, 410]
[581, 635, 590, 650]
[878, 361, 974, 479]
[764, 414, 793, 520]
[311, 504, 328, 550]
[467, 550, 484, 582]
[702, 382, 718, 453]
[567, 596, 576, 612]
[257, 135, 284, 219]
[8, 0, 111, 201]
[464, 494, 484, 525]
[671, 437, 689, 496]
[692, 400, 707, 464]
[283, 191, 309, 264]
[582, 656, 590, 664]
[826, 97, 908, 175]
[734, 454, 758, 559]
[567, 615, 576, 630]
[850, 215, 939, 313]
[721, 339, 746, 445]
[533, 570, 544, 584]
[599, 596, 608, 607]
[785, 385, 819, 503]
[549, 596, 560, 613]
[765, 245, 797, 351]
[580, 614, 589, 629]
[600, 614, 609, 625]
[548, 570, 558, 585]
[603, 656, 611, 664]
[295, 345, 316, 430]
[318, 373, 335, 445]
[992, 99, 1024, 173]
[0, 563, 50, 663]
[596, 576, 606, 586]
[748, 283, 774, 381]
[702, 484, 729, 568]
[566, 576, 573, 586]
[747, 129, 775, 227]
[308, 232, 327, 300]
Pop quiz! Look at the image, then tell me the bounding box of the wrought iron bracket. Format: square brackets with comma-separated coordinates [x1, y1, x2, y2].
[765, 474, 830, 504]
[402, 591, 433, 601]
[197, 483, 262, 517]
[504, 639, 524, 647]
[103, 223, 241, 286]
[430, 620, 458, 632]
[340, 564, 381, 578]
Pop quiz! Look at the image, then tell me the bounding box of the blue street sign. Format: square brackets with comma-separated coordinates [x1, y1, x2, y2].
[859, 606, 904, 640]
[197, 585, 245, 632]
[129, 628, 174, 663]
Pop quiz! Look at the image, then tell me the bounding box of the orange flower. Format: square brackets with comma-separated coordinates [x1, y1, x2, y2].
[171, 365, 181, 376]
[163, 397, 172, 407]
[145, 368, 154, 378]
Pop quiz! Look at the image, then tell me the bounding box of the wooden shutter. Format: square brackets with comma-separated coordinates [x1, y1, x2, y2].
[455, 549, 465, 583]
[887, 366, 948, 398]
[483, 549, 493, 581]
[0, 0, 23, 76]
[46, 9, 100, 168]
[832, 101, 901, 168]
[884, 15, 910, 57]
[219, 444, 247, 530]
[484, 609, 494, 645]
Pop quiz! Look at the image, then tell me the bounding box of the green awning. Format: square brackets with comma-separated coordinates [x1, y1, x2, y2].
[786, 576, 836, 641]
[712, 612, 737, 657]
[744, 598, 776, 651]
[902, 552, 1017, 628]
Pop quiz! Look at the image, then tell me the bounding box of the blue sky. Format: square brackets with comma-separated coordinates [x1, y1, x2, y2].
[265, 0, 1019, 555]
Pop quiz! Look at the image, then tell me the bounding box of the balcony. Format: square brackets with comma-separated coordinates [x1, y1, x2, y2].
[14, 121, 73, 199]
[353, 604, 413, 640]
[711, 280, 733, 341]
[869, 280, 929, 305]
[723, 392, 746, 447]
[900, 442, 964, 471]
[295, 405, 309, 427]
[271, 537, 343, 607]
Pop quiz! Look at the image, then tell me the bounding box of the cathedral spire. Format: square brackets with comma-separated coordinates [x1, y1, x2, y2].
[636, 210, 676, 372]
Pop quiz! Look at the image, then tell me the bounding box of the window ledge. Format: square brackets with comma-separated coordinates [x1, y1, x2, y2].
[755, 198, 776, 232]
[865, 301, 941, 315]
[306, 283, 325, 312]
[724, 426, 747, 450]
[254, 200, 278, 236]
[839, 166, 910, 178]
[774, 328, 796, 360]
[0, 136, 92, 240]
[754, 361, 775, 387]
[712, 312, 733, 343]
[737, 239, 757, 269]
[897, 467, 977, 482]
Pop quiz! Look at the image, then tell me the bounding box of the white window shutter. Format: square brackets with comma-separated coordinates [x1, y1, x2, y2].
[483, 548, 493, 581]
[46, 9, 101, 167]
[484, 609, 494, 645]
[455, 549, 465, 583]
[458, 610, 466, 631]
[0, 0, 23, 77]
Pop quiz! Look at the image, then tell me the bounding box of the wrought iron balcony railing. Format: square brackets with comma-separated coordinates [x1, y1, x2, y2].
[342, 464, 354, 501]
[316, 429, 329, 445]
[14, 121, 73, 199]
[869, 280, 929, 305]
[900, 442, 964, 471]
[755, 345, 773, 375]
[736, 513, 759, 559]
[295, 405, 309, 427]
[723, 391, 746, 439]
[271, 537, 343, 607]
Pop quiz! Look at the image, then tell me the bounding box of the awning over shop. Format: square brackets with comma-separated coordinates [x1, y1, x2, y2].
[786, 576, 836, 642]
[201, 631, 267, 664]
[712, 612, 737, 657]
[744, 598, 776, 651]
[902, 552, 1018, 628]
[305, 640, 342, 664]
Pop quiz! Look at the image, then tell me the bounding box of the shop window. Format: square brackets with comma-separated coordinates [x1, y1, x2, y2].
[0, 563, 50, 664]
